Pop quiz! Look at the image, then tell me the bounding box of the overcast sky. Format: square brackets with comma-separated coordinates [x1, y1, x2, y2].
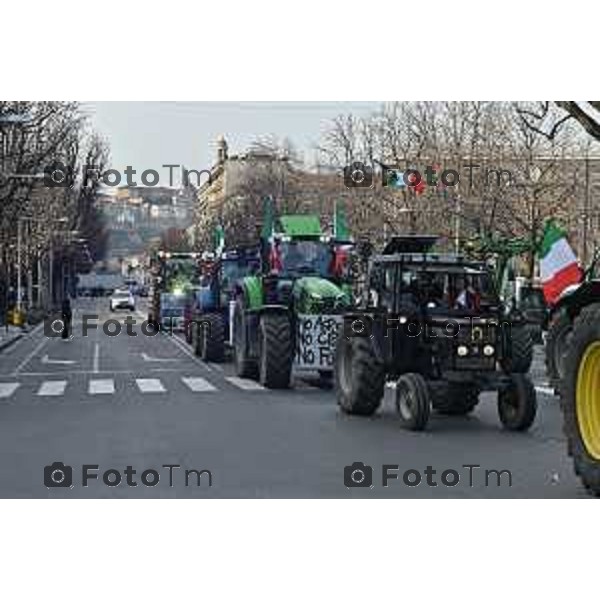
[82, 102, 380, 187]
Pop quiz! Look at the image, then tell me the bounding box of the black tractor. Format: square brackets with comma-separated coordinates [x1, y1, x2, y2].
[335, 236, 536, 431]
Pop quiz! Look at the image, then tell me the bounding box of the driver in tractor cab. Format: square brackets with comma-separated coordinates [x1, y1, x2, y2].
[329, 245, 349, 282]
[268, 238, 283, 275]
[455, 278, 481, 310]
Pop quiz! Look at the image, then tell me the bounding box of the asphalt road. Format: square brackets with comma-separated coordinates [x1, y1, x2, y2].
[0, 298, 586, 497]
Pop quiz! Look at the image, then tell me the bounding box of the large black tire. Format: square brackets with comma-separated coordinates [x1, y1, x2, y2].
[233, 299, 258, 379]
[336, 335, 385, 416]
[497, 374, 537, 431]
[395, 373, 431, 430]
[545, 308, 573, 387]
[318, 370, 334, 389]
[196, 313, 225, 362]
[501, 325, 533, 374]
[258, 313, 293, 389]
[433, 384, 480, 416]
[558, 304, 600, 496]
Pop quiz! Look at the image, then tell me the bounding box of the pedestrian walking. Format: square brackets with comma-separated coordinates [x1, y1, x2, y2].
[61, 297, 73, 339]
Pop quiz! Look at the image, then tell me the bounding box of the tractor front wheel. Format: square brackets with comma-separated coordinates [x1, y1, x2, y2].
[395, 373, 431, 430]
[497, 374, 537, 431]
[545, 308, 573, 387]
[258, 313, 293, 389]
[233, 299, 258, 379]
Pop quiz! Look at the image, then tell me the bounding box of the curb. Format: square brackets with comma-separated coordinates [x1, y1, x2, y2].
[0, 333, 24, 353]
[0, 321, 43, 354]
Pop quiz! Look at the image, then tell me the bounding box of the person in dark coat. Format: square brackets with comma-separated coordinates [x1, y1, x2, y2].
[61, 297, 72, 339]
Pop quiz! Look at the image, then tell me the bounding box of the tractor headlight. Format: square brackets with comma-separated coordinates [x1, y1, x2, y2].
[399, 315, 408, 324]
[457, 345, 469, 357]
[483, 344, 495, 357]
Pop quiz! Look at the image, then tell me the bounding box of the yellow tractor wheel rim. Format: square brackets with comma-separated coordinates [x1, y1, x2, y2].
[576, 341, 600, 460]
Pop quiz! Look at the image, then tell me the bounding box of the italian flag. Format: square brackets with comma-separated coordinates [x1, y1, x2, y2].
[539, 221, 583, 305]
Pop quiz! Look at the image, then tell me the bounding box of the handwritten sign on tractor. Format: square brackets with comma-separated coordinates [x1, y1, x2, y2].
[295, 314, 342, 370]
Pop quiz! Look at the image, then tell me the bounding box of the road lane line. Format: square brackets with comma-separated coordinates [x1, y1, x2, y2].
[13, 335, 48, 375]
[37, 380, 67, 396]
[136, 378, 166, 393]
[182, 377, 217, 392]
[89, 379, 115, 395]
[0, 382, 20, 398]
[17, 368, 186, 377]
[226, 377, 266, 391]
[93, 343, 100, 373]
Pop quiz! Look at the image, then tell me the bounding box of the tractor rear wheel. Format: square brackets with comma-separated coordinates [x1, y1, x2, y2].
[336, 335, 385, 416]
[197, 313, 225, 362]
[258, 313, 293, 389]
[558, 303, 600, 496]
[501, 325, 533, 374]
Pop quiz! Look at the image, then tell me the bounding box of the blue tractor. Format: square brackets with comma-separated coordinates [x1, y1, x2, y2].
[186, 247, 261, 362]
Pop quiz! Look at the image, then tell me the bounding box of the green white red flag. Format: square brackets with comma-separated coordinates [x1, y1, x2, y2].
[539, 221, 583, 305]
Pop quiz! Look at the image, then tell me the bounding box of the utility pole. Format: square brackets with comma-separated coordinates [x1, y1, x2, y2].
[454, 194, 461, 254]
[16, 218, 22, 312]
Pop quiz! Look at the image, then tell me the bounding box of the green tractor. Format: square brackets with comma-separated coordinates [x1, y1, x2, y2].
[548, 246, 600, 496]
[232, 211, 353, 389]
[545, 246, 600, 387]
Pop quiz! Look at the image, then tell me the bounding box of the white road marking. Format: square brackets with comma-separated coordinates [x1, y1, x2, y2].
[166, 332, 212, 372]
[89, 379, 115, 394]
[0, 382, 20, 398]
[17, 368, 186, 377]
[93, 343, 100, 373]
[226, 377, 266, 391]
[135, 378, 166, 393]
[41, 355, 76, 365]
[535, 385, 556, 396]
[141, 352, 178, 362]
[37, 380, 67, 396]
[1, 321, 44, 353]
[13, 335, 48, 375]
[182, 377, 217, 392]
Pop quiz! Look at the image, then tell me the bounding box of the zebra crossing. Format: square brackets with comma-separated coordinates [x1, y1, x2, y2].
[0, 375, 275, 400]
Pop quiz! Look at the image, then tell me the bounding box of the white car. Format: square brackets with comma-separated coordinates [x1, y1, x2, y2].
[109, 289, 135, 311]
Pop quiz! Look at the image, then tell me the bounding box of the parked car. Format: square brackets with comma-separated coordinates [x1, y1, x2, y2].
[109, 289, 135, 311]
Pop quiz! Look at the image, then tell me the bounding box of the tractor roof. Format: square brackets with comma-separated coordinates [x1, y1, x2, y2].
[382, 235, 439, 255]
[278, 214, 322, 237]
[372, 252, 488, 272]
